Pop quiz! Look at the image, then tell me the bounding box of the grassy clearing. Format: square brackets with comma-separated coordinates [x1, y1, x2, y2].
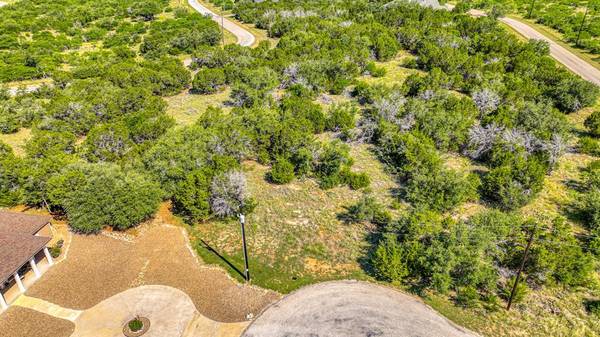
[0, 128, 31, 157]
[192, 143, 397, 293]
[358, 52, 422, 86]
[164, 89, 231, 126]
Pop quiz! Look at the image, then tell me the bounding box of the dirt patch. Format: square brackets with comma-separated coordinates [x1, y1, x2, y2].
[0, 306, 74, 337]
[25, 217, 279, 322]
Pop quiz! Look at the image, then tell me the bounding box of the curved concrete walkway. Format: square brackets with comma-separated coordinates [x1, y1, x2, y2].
[188, 0, 255, 47]
[15, 285, 247, 337]
[242, 280, 480, 337]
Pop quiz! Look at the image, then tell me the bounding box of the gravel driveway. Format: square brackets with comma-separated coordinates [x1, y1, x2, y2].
[242, 280, 480, 337]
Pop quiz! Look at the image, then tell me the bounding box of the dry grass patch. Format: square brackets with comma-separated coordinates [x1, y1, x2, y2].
[165, 89, 231, 126]
[0, 128, 31, 157]
[193, 144, 397, 293]
[358, 52, 423, 87]
[427, 286, 600, 337]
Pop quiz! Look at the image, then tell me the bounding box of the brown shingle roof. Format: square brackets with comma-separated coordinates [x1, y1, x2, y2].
[0, 211, 51, 235]
[0, 212, 53, 284]
[0, 231, 51, 284]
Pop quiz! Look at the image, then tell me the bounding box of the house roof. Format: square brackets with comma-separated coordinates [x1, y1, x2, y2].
[0, 211, 52, 235]
[0, 231, 51, 285]
[0, 211, 52, 284]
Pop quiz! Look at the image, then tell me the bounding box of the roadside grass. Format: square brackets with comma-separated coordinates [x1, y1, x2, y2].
[191, 143, 397, 293]
[164, 88, 231, 126]
[426, 286, 600, 337]
[0, 128, 31, 157]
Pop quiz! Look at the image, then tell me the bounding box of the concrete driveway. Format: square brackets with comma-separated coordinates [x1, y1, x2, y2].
[242, 280, 479, 337]
[187, 0, 255, 47]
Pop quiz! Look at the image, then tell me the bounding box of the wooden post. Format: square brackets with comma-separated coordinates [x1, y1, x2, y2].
[507, 223, 536, 311]
[576, 5, 590, 47]
[527, 0, 536, 19]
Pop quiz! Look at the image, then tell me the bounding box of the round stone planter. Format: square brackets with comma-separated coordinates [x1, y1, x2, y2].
[123, 317, 150, 337]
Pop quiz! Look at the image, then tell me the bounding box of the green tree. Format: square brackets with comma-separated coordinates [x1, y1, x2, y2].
[192, 68, 226, 94]
[585, 111, 600, 137]
[50, 163, 162, 233]
[269, 157, 295, 184]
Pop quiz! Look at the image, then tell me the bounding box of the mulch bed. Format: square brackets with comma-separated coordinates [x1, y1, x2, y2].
[25, 221, 279, 322]
[0, 306, 74, 337]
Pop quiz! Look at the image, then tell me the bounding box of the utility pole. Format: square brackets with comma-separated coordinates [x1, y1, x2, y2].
[239, 214, 250, 282]
[221, 6, 225, 47]
[576, 4, 590, 47]
[527, 0, 536, 19]
[507, 223, 536, 311]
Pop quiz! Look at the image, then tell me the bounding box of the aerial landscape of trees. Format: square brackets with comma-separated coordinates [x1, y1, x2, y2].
[1, 0, 600, 335]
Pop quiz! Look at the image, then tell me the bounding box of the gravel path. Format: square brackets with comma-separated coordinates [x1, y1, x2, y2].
[242, 280, 480, 337]
[188, 0, 255, 47]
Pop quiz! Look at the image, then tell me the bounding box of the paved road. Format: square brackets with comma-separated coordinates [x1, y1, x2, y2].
[242, 280, 480, 337]
[446, 5, 600, 86]
[188, 0, 255, 47]
[499, 16, 600, 86]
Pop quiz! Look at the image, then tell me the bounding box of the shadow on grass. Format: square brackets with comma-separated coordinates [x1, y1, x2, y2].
[198, 239, 247, 280]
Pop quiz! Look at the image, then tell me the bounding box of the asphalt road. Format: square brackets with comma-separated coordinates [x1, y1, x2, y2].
[242, 280, 480, 337]
[499, 16, 600, 86]
[446, 5, 600, 86]
[187, 0, 255, 47]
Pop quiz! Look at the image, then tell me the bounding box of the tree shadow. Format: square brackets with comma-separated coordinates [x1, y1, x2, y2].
[357, 230, 382, 278]
[198, 239, 246, 280]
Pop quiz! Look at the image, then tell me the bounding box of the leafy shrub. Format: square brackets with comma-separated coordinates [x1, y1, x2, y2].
[482, 150, 547, 210]
[581, 189, 600, 230]
[82, 123, 134, 163]
[50, 163, 162, 233]
[325, 103, 357, 133]
[579, 136, 600, 156]
[585, 111, 600, 137]
[500, 277, 528, 305]
[192, 68, 226, 94]
[343, 171, 371, 190]
[365, 62, 386, 77]
[341, 195, 391, 226]
[456, 286, 480, 308]
[49, 239, 64, 258]
[585, 300, 600, 317]
[372, 234, 408, 282]
[269, 157, 295, 184]
[128, 318, 143, 332]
